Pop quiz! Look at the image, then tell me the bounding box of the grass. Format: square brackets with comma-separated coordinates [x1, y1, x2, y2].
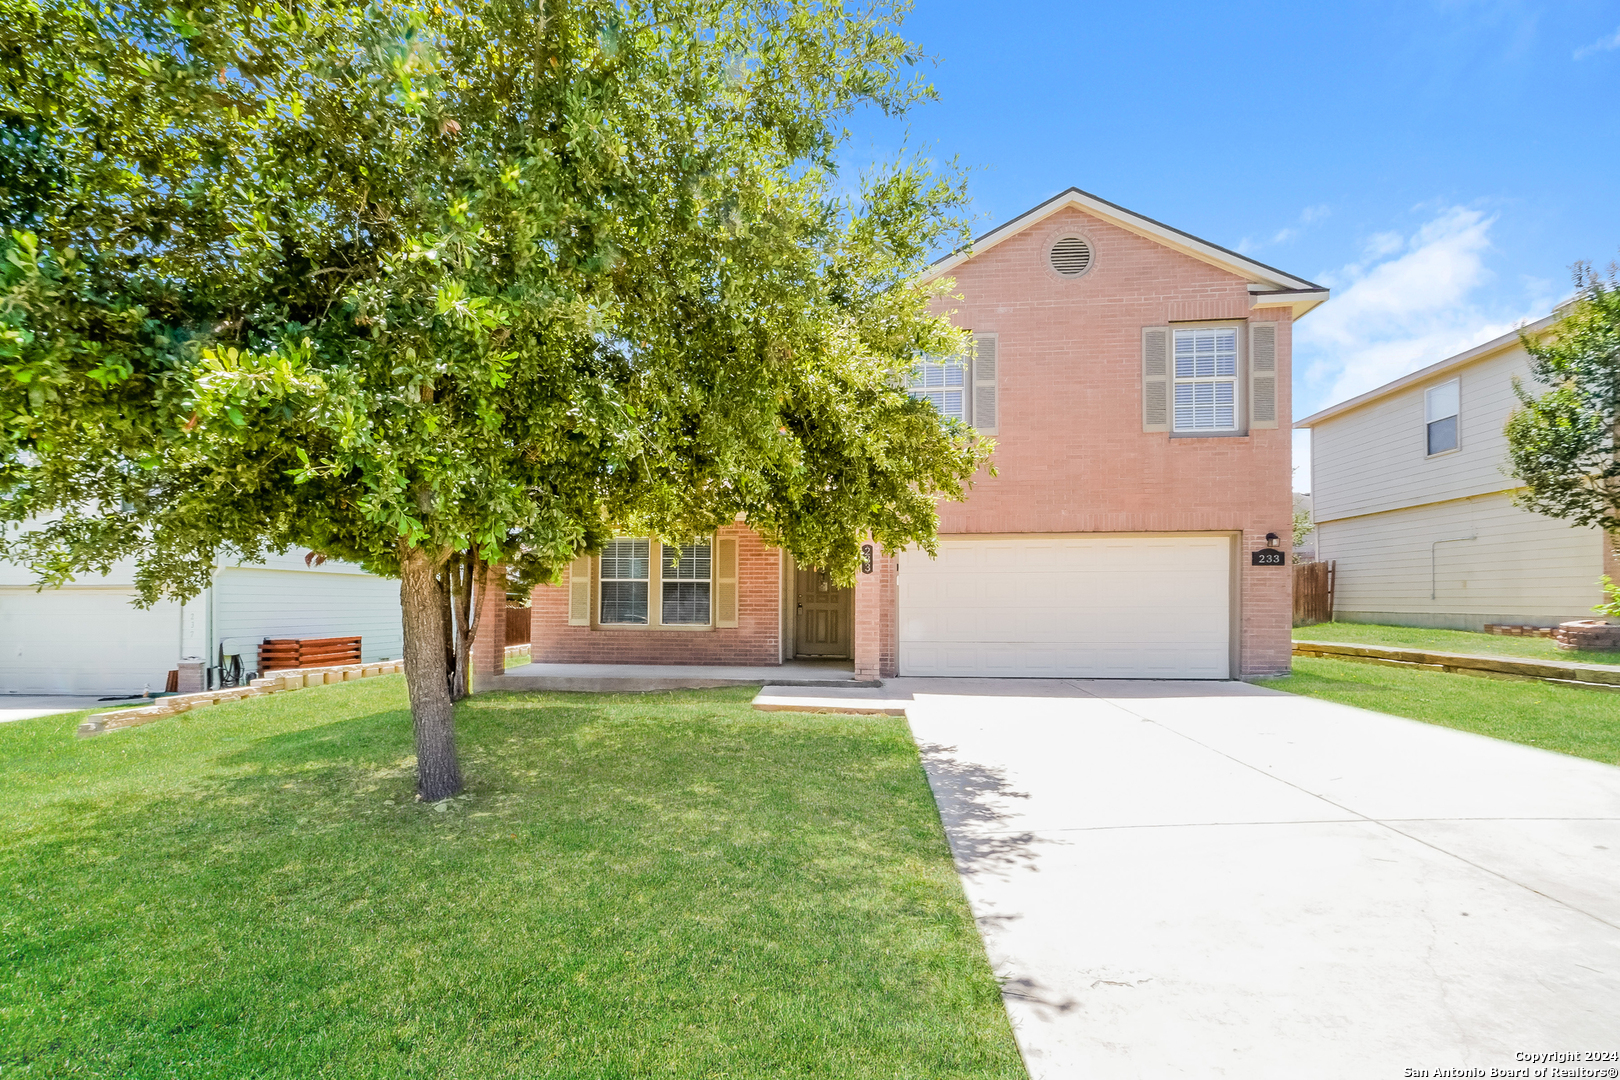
[1293, 620, 1620, 665]
[1259, 657, 1620, 766]
[0, 678, 1022, 1079]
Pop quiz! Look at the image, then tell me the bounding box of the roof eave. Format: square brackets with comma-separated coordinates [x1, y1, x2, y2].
[1293, 311, 1564, 429]
[922, 186, 1326, 294]
[1249, 287, 1331, 321]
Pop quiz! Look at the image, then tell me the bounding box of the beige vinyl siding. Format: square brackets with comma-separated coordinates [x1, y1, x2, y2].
[213, 565, 403, 671]
[1318, 491, 1605, 630]
[1311, 345, 1542, 523]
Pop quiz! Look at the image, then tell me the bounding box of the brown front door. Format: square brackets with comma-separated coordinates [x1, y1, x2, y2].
[795, 568, 852, 659]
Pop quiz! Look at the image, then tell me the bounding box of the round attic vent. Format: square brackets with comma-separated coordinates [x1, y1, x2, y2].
[1049, 235, 1093, 277]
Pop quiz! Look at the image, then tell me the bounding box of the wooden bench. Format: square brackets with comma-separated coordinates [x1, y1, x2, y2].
[259, 636, 363, 672]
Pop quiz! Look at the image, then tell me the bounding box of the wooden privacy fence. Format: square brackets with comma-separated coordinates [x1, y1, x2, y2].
[1293, 560, 1335, 627]
[506, 606, 531, 645]
[259, 636, 362, 672]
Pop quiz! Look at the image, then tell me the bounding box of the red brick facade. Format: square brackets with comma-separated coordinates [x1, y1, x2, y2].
[528, 524, 782, 666]
[901, 203, 1297, 677]
[525, 194, 1305, 679]
[852, 547, 898, 680]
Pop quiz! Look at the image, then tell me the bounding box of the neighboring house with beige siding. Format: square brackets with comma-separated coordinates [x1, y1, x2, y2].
[1296, 312, 1616, 631]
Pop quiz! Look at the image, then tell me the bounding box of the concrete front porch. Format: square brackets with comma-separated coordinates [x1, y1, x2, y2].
[479, 659, 874, 693]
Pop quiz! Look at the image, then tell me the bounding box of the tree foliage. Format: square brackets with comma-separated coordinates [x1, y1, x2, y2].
[1506, 263, 1620, 536]
[0, 0, 989, 798]
[1291, 505, 1313, 552]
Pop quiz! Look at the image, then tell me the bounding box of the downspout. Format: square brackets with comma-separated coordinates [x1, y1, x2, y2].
[1430, 535, 1477, 601]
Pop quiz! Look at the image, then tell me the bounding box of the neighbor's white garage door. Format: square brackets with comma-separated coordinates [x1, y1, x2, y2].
[898, 536, 1232, 679]
[0, 587, 180, 695]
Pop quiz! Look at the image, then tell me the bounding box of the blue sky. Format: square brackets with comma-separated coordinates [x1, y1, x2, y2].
[844, 0, 1620, 491]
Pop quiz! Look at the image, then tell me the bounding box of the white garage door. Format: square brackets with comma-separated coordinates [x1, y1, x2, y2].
[898, 536, 1232, 679]
[0, 587, 180, 695]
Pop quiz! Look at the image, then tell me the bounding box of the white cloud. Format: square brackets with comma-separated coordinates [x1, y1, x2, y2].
[1238, 204, 1332, 254]
[1574, 26, 1620, 59]
[1295, 206, 1549, 410]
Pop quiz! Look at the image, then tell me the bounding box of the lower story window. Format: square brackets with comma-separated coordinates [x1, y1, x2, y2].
[661, 541, 712, 624]
[600, 538, 650, 624]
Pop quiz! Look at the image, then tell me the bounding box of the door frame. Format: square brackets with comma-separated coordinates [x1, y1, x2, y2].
[789, 559, 853, 660]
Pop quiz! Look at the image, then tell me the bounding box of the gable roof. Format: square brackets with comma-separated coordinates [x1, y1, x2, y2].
[1293, 310, 1563, 429]
[924, 186, 1330, 320]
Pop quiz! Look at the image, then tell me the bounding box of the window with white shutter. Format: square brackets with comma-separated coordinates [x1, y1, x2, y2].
[1142, 327, 1170, 432]
[971, 333, 998, 434]
[714, 536, 739, 628]
[567, 556, 592, 625]
[1249, 321, 1278, 429]
[599, 538, 650, 624]
[660, 540, 712, 624]
[906, 357, 968, 422]
[908, 333, 997, 434]
[1172, 327, 1240, 432]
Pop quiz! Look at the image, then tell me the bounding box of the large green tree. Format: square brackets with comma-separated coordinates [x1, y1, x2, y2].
[0, 0, 988, 799]
[1506, 265, 1620, 546]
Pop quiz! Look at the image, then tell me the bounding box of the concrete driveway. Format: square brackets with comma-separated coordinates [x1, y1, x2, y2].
[896, 678, 1620, 1079]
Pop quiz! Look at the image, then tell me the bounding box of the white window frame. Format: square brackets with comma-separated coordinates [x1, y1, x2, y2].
[1425, 378, 1460, 457]
[599, 538, 651, 625]
[906, 356, 970, 425]
[659, 540, 713, 626]
[1172, 326, 1241, 433]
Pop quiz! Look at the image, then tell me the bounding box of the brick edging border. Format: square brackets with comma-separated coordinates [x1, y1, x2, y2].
[1292, 641, 1620, 693]
[76, 660, 406, 738]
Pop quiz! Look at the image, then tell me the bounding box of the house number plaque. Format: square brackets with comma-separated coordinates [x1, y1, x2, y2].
[860, 544, 874, 574]
[1251, 549, 1286, 566]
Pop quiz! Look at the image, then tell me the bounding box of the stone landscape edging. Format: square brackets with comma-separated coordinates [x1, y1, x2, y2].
[1292, 640, 1620, 692]
[76, 661, 406, 738]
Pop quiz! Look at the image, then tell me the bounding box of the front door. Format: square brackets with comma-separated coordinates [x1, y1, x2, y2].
[795, 568, 852, 659]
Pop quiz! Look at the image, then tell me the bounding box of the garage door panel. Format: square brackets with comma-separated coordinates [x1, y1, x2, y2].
[898, 537, 1231, 679]
[1, 587, 180, 695]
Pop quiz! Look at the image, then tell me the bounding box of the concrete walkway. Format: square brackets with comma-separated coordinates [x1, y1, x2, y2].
[889, 678, 1620, 1079]
[0, 695, 115, 723]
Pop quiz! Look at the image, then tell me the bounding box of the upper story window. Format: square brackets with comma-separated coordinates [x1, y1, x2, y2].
[905, 333, 998, 434]
[1173, 327, 1239, 432]
[1425, 379, 1460, 456]
[906, 358, 968, 422]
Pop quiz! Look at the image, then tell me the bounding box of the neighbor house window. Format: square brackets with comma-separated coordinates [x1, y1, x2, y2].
[1173, 327, 1239, 432]
[1425, 379, 1459, 455]
[906, 357, 968, 423]
[661, 541, 712, 625]
[599, 538, 650, 624]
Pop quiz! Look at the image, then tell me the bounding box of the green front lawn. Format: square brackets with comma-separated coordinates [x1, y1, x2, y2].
[1259, 657, 1620, 765]
[1293, 621, 1620, 665]
[0, 679, 1022, 1079]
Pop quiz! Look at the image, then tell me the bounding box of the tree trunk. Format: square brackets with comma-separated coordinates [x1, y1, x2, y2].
[400, 543, 464, 801]
[448, 551, 485, 702]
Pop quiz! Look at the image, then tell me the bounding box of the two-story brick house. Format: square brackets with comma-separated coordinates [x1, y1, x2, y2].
[507, 188, 1326, 681]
